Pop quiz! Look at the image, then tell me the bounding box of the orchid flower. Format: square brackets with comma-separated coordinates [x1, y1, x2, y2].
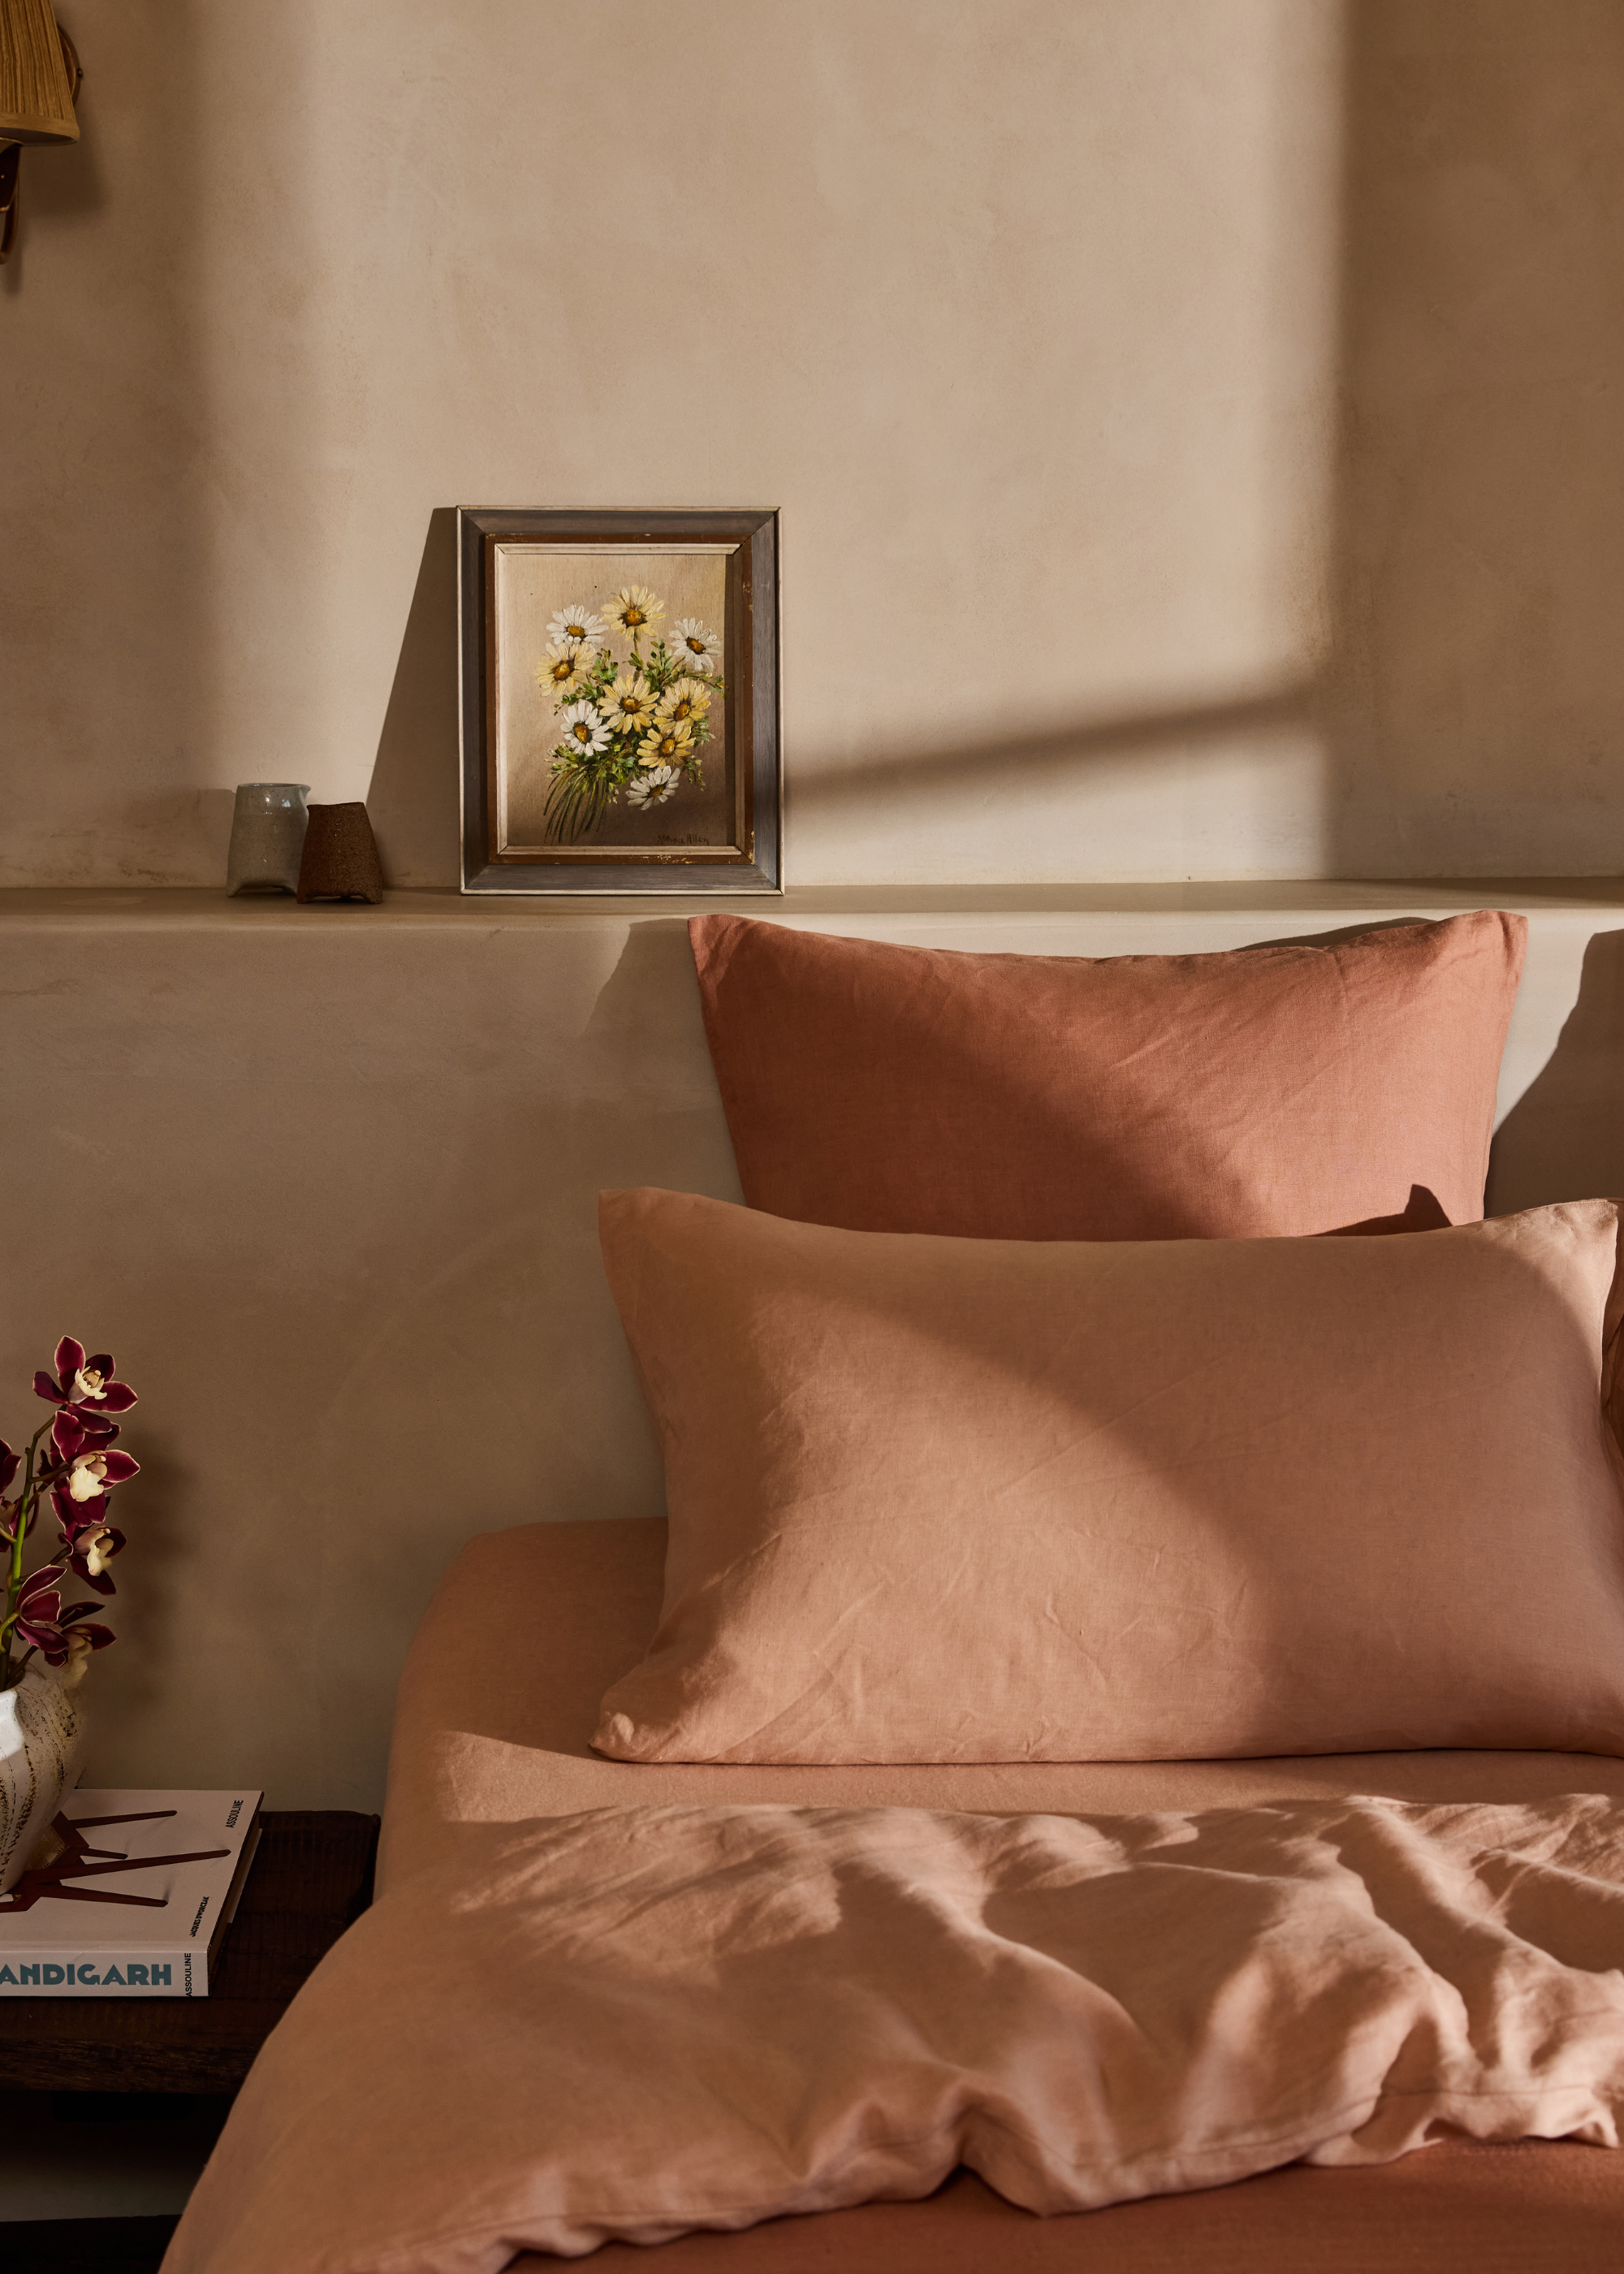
[5, 1339, 140, 1688]
[50, 1410, 138, 1506]
[73, 1523, 123, 1584]
[50, 1492, 127, 1593]
[60, 1620, 112, 1688]
[8, 1567, 114, 1670]
[33, 1337, 137, 1419]
[56, 1507, 126, 1594]
[0, 1440, 22, 1546]
[10, 1566, 68, 1662]
[41, 1415, 135, 1594]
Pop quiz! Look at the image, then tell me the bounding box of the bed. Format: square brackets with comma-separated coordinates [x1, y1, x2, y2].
[156, 1517, 1624, 2274]
[163, 912, 1624, 2272]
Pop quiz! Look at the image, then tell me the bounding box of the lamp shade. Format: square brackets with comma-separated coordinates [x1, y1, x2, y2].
[0, 0, 78, 144]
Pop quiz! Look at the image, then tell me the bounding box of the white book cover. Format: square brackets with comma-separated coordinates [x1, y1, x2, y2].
[0, 1789, 263, 1998]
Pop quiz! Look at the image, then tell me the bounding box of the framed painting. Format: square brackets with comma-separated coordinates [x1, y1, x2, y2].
[458, 507, 781, 894]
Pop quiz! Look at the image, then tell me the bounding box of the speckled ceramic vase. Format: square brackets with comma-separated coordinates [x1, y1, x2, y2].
[0, 1663, 87, 1893]
[227, 783, 310, 895]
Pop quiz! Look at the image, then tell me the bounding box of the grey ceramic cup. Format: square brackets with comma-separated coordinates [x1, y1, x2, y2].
[227, 784, 311, 894]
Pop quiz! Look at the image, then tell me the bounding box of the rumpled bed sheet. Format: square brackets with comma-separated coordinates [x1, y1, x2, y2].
[165, 1793, 1624, 2272]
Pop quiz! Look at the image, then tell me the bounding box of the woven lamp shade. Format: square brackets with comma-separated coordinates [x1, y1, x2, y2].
[0, 0, 77, 143]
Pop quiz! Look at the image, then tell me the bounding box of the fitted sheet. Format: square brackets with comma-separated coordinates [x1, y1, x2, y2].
[378, 1519, 1624, 2272]
[379, 1518, 1624, 1894]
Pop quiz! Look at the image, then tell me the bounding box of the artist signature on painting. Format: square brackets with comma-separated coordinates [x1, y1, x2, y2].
[658, 834, 711, 846]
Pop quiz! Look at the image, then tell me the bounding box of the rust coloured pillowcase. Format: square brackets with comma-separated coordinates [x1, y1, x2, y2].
[594, 1188, 1624, 1766]
[689, 910, 1527, 1239]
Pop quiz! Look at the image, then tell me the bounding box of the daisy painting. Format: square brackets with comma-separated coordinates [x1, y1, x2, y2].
[469, 508, 779, 893]
[519, 562, 727, 845]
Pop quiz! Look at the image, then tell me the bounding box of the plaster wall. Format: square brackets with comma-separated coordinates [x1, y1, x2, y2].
[6, 2, 1623, 885]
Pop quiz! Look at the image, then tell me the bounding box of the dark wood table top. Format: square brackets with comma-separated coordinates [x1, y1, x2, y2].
[0, 1809, 378, 2096]
[2, 2215, 184, 2274]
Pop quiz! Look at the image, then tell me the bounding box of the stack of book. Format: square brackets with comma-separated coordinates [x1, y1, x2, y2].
[0, 1789, 262, 1997]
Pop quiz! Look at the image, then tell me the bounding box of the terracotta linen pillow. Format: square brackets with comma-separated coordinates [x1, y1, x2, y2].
[594, 1188, 1624, 1766]
[689, 910, 1527, 1239]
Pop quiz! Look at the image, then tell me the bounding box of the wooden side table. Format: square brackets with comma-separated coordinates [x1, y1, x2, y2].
[2, 1810, 378, 2271]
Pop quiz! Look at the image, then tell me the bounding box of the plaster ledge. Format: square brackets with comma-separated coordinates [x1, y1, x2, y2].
[4, 881, 1624, 932]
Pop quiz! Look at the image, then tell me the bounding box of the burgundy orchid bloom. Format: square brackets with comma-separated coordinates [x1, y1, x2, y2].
[33, 1338, 137, 1419]
[63, 1516, 125, 1596]
[11, 1565, 67, 1662]
[9, 1568, 115, 1669]
[49, 1409, 139, 1514]
[6, 1334, 137, 1690]
[0, 1439, 21, 1546]
[42, 1413, 135, 1590]
[60, 1600, 116, 1659]
[54, 1407, 123, 1451]
[50, 1478, 123, 1577]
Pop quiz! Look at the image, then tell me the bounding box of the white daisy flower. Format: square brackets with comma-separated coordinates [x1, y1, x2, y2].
[603, 586, 665, 642]
[627, 764, 680, 809]
[657, 677, 712, 727]
[557, 700, 610, 757]
[538, 641, 593, 702]
[670, 619, 721, 673]
[637, 720, 695, 769]
[599, 669, 658, 734]
[547, 603, 607, 648]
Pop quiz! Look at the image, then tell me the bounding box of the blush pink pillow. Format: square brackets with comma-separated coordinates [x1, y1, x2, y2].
[595, 1189, 1624, 1766]
[689, 911, 1526, 1239]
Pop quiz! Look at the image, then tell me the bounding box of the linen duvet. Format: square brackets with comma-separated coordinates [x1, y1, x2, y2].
[166, 1790, 1624, 2271]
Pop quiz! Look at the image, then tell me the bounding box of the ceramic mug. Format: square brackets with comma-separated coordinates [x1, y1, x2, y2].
[227, 783, 311, 895]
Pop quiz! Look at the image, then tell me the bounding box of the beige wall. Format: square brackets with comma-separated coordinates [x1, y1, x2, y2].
[10, 2, 1622, 886]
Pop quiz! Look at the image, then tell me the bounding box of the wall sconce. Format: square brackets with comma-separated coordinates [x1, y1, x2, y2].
[0, 0, 81, 265]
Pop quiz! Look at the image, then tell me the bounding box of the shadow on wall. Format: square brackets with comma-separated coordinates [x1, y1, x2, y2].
[784, 683, 1320, 821]
[367, 507, 461, 887]
[1488, 931, 1624, 1215]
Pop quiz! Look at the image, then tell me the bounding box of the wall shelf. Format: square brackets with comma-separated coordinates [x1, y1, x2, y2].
[5, 881, 1624, 933]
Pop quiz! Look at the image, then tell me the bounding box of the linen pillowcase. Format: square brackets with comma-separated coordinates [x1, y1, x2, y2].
[689, 910, 1527, 1240]
[594, 1188, 1624, 1766]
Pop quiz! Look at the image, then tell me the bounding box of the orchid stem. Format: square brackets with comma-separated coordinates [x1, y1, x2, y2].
[3, 1416, 61, 1688]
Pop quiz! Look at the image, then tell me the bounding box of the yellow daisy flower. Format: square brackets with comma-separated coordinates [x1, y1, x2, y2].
[599, 669, 658, 734]
[637, 720, 695, 770]
[538, 641, 591, 702]
[603, 586, 665, 642]
[657, 677, 712, 728]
